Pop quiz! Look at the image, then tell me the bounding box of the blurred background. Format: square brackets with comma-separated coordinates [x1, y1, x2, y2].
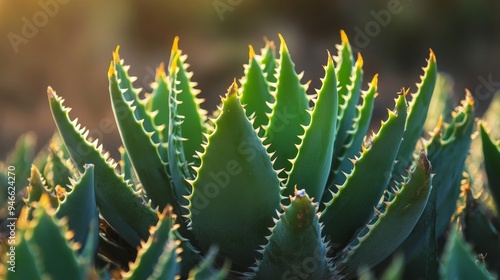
[1, 0, 500, 159]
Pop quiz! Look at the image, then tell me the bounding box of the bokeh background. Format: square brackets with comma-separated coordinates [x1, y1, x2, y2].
[1, 0, 500, 159]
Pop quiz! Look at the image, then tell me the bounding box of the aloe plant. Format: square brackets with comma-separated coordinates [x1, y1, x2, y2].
[1, 31, 496, 279]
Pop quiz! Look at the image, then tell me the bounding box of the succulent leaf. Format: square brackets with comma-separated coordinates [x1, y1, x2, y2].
[426, 91, 475, 235]
[167, 37, 207, 165]
[47, 87, 157, 247]
[109, 59, 174, 211]
[284, 53, 338, 201]
[56, 163, 98, 255]
[333, 50, 363, 168]
[167, 56, 196, 208]
[146, 63, 171, 147]
[397, 171, 439, 280]
[259, 38, 277, 86]
[240, 45, 273, 131]
[189, 81, 280, 269]
[321, 93, 408, 253]
[146, 236, 181, 280]
[390, 50, 437, 187]
[480, 122, 500, 211]
[43, 142, 74, 191]
[188, 247, 230, 280]
[112, 47, 160, 145]
[333, 151, 432, 278]
[264, 34, 311, 173]
[440, 222, 495, 280]
[326, 74, 378, 197]
[254, 189, 329, 280]
[124, 207, 175, 280]
[462, 181, 500, 275]
[24, 195, 85, 279]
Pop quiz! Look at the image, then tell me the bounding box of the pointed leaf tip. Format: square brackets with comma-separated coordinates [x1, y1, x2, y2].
[429, 48, 436, 62]
[47, 86, 55, 99]
[171, 36, 179, 55]
[464, 89, 475, 105]
[340, 29, 349, 44]
[248, 44, 256, 60]
[278, 33, 288, 52]
[107, 61, 114, 79]
[227, 79, 239, 96]
[371, 74, 379, 87]
[156, 62, 166, 79]
[356, 52, 364, 67]
[113, 45, 120, 63]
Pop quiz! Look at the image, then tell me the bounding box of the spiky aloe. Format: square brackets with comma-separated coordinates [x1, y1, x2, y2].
[1, 31, 488, 279]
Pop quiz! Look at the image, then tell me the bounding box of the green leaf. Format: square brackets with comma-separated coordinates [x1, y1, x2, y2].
[146, 63, 170, 147]
[440, 222, 495, 280]
[167, 54, 198, 208]
[6, 230, 43, 280]
[56, 164, 98, 255]
[333, 30, 355, 147]
[26, 165, 56, 210]
[254, 189, 330, 280]
[423, 73, 455, 133]
[124, 207, 174, 280]
[333, 49, 362, 167]
[47, 87, 157, 247]
[284, 53, 338, 201]
[112, 47, 160, 145]
[390, 50, 437, 187]
[109, 58, 174, 211]
[259, 38, 277, 86]
[188, 247, 230, 280]
[168, 37, 207, 165]
[325, 74, 378, 198]
[480, 122, 500, 211]
[333, 151, 432, 278]
[240, 45, 273, 131]
[398, 170, 439, 280]
[43, 142, 74, 192]
[425, 91, 475, 235]
[26, 195, 85, 280]
[463, 181, 500, 275]
[145, 234, 181, 280]
[189, 82, 281, 269]
[264, 34, 311, 173]
[321, 93, 407, 254]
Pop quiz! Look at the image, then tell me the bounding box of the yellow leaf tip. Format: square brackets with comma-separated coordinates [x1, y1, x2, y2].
[429, 48, 436, 62]
[113, 45, 120, 63]
[278, 33, 288, 52]
[340, 29, 349, 44]
[464, 89, 475, 105]
[172, 36, 180, 54]
[371, 74, 379, 87]
[356, 52, 364, 68]
[156, 62, 166, 78]
[108, 61, 114, 79]
[227, 79, 238, 97]
[249, 44, 255, 60]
